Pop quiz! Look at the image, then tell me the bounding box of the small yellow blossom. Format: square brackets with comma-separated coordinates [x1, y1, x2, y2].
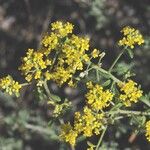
[146, 121, 150, 142]
[0, 75, 22, 97]
[42, 32, 58, 55]
[51, 67, 72, 85]
[91, 49, 100, 58]
[86, 82, 114, 111]
[60, 123, 78, 146]
[87, 141, 96, 150]
[51, 21, 74, 37]
[118, 80, 143, 106]
[118, 26, 144, 49]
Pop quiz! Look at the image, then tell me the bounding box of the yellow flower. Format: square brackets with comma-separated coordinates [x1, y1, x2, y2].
[118, 26, 144, 49]
[20, 21, 100, 87]
[118, 80, 143, 107]
[60, 123, 78, 146]
[19, 49, 51, 82]
[51, 67, 72, 85]
[60, 107, 104, 146]
[51, 21, 74, 37]
[0, 75, 22, 97]
[91, 49, 100, 58]
[146, 121, 150, 142]
[86, 82, 114, 111]
[87, 141, 96, 150]
[42, 32, 58, 56]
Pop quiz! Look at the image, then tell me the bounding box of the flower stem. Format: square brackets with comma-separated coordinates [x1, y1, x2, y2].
[93, 66, 121, 83]
[108, 109, 150, 116]
[43, 80, 52, 99]
[108, 47, 126, 73]
[95, 126, 107, 150]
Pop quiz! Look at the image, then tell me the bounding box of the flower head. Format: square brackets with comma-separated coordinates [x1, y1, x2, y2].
[118, 80, 143, 106]
[118, 26, 144, 49]
[60, 123, 78, 146]
[0, 75, 22, 97]
[86, 82, 114, 111]
[19, 49, 51, 82]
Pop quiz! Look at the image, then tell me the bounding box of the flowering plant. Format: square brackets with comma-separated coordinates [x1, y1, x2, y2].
[0, 21, 149, 150]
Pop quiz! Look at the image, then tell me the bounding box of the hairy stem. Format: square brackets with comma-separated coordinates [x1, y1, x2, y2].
[95, 126, 107, 150]
[108, 109, 150, 116]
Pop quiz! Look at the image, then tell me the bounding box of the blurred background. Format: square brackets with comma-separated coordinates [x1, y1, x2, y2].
[0, 0, 150, 149]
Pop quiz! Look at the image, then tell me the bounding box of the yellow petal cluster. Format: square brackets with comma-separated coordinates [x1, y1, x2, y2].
[51, 21, 74, 37]
[60, 106, 104, 146]
[19, 49, 51, 82]
[20, 21, 101, 86]
[60, 82, 112, 146]
[118, 26, 144, 49]
[91, 48, 100, 58]
[146, 121, 150, 142]
[118, 80, 143, 107]
[74, 107, 104, 137]
[0, 75, 22, 97]
[60, 123, 78, 146]
[41, 22, 91, 86]
[86, 82, 114, 111]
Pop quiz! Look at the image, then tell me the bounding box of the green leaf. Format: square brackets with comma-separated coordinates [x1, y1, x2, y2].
[99, 71, 110, 79]
[102, 80, 111, 87]
[50, 93, 61, 102]
[140, 94, 150, 107]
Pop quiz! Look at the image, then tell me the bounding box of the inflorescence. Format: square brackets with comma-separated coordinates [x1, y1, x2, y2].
[118, 26, 144, 49]
[118, 80, 143, 107]
[0, 21, 148, 148]
[0, 75, 22, 97]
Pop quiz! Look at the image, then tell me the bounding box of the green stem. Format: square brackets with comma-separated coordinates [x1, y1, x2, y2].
[108, 47, 126, 73]
[21, 83, 31, 86]
[93, 66, 121, 83]
[108, 109, 150, 116]
[25, 123, 59, 140]
[95, 126, 107, 150]
[43, 80, 51, 98]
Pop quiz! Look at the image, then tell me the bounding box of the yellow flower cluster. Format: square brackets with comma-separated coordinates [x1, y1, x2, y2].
[118, 26, 144, 49]
[60, 123, 78, 146]
[86, 82, 114, 111]
[146, 121, 150, 142]
[118, 80, 143, 107]
[60, 106, 104, 146]
[19, 21, 101, 86]
[50, 35, 90, 85]
[74, 107, 104, 137]
[42, 21, 73, 55]
[19, 49, 51, 82]
[60, 82, 113, 146]
[0, 75, 22, 97]
[41, 21, 100, 86]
